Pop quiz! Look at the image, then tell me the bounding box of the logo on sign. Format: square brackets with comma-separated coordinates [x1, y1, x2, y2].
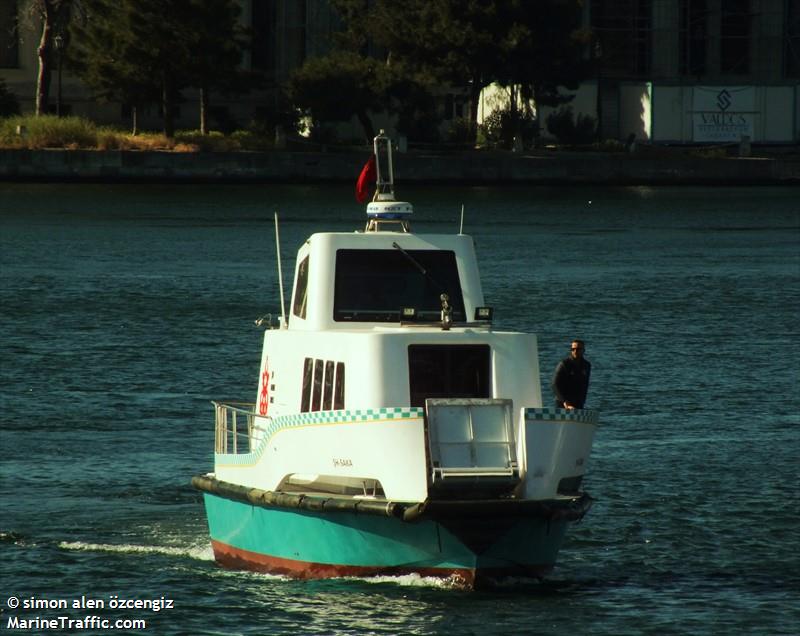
[259, 366, 270, 415]
[716, 89, 732, 111]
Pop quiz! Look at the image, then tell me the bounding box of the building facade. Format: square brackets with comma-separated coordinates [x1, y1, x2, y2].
[1, 0, 798, 143]
[568, 0, 800, 143]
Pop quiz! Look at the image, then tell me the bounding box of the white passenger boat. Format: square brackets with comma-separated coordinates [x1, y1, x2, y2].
[193, 133, 599, 589]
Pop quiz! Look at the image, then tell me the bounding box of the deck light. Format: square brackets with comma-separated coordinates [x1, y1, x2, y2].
[401, 307, 418, 320]
[474, 307, 493, 321]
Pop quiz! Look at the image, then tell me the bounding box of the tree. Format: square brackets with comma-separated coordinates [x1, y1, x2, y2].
[331, 0, 592, 143]
[367, 0, 510, 140]
[68, 0, 159, 134]
[22, 0, 73, 115]
[497, 1, 592, 115]
[183, 0, 251, 135]
[287, 51, 388, 142]
[124, 0, 193, 138]
[70, 0, 249, 137]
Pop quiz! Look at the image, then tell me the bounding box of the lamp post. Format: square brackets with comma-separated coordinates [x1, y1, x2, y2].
[54, 34, 64, 117]
[594, 39, 602, 142]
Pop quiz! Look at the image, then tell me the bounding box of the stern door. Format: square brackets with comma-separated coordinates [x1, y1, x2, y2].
[425, 398, 520, 498]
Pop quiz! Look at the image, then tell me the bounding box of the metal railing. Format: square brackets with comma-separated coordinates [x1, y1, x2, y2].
[213, 402, 263, 454]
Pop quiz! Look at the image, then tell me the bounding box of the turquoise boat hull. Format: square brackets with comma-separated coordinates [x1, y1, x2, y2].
[201, 491, 579, 588]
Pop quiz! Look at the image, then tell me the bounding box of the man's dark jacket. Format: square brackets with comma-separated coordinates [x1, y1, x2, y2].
[551, 357, 591, 408]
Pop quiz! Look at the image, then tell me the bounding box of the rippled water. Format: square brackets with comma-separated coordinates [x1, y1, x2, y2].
[1, 182, 798, 635]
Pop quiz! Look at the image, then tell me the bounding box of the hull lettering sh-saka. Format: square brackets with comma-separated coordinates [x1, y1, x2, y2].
[192, 132, 600, 590]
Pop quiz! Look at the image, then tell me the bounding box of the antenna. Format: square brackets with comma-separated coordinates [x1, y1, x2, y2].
[365, 130, 413, 232]
[373, 130, 395, 202]
[459, 204, 465, 234]
[274, 212, 287, 328]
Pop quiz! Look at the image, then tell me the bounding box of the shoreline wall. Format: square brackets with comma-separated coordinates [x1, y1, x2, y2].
[0, 149, 798, 184]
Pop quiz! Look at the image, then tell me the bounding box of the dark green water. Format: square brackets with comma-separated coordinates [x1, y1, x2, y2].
[1, 183, 798, 635]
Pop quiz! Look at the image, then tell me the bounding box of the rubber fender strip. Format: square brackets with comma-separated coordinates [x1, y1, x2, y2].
[191, 475, 592, 523]
[191, 474, 407, 519]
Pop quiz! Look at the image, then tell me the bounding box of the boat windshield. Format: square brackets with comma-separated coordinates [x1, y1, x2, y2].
[333, 249, 466, 322]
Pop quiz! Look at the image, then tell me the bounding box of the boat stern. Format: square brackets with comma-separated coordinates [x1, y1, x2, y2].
[518, 407, 599, 500]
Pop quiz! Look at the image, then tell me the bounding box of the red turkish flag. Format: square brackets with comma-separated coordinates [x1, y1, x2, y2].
[355, 155, 376, 203]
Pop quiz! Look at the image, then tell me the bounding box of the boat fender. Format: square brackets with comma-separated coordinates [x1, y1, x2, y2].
[402, 501, 428, 522]
[192, 474, 409, 519]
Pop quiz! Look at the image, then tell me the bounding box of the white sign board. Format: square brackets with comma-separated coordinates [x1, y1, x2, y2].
[692, 87, 755, 142]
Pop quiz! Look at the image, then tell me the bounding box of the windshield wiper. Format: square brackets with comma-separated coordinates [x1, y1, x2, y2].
[392, 242, 453, 329]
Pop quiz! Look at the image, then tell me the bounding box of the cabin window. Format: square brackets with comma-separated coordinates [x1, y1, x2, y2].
[334, 362, 345, 409]
[301, 358, 345, 412]
[333, 249, 465, 322]
[322, 360, 335, 410]
[408, 344, 491, 408]
[292, 255, 309, 319]
[311, 359, 324, 411]
[300, 358, 313, 412]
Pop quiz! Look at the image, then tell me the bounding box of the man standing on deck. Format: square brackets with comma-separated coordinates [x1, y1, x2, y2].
[552, 339, 591, 410]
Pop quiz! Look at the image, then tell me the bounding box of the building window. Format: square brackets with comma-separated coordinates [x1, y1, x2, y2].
[591, 0, 651, 77]
[720, 0, 751, 74]
[786, 0, 800, 78]
[0, 1, 18, 68]
[679, 0, 707, 76]
[251, 0, 275, 73]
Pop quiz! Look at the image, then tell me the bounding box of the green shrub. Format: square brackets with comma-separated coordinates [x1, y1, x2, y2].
[545, 106, 596, 145]
[307, 122, 339, 145]
[593, 139, 626, 152]
[231, 129, 273, 151]
[0, 115, 98, 148]
[478, 108, 538, 149]
[690, 146, 729, 159]
[447, 117, 474, 145]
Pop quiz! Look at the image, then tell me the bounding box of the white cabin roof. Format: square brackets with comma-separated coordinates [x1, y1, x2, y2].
[286, 231, 485, 332]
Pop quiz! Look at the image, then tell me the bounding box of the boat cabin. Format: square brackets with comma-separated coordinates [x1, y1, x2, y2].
[259, 226, 541, 420]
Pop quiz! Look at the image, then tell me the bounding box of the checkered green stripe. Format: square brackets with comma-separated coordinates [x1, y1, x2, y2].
[524, 407, 599, 424]
[216, 407, 425, 465]
[276, 407, 424, 427]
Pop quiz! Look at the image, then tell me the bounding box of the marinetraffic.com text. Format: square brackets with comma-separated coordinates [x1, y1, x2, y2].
[5, 595, 176, 631]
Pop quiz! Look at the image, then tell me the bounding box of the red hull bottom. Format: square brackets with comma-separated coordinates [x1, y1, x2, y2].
[210, 540, 553, 590]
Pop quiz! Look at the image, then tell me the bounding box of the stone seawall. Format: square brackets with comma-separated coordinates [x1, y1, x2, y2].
[0, 148, 798, 184]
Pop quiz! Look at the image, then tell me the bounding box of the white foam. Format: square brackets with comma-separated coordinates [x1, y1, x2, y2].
[58, 540, 214, 561]
[343, 572, 459, 589]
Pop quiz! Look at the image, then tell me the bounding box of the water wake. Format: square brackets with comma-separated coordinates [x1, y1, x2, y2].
[58, 540, 214, 561]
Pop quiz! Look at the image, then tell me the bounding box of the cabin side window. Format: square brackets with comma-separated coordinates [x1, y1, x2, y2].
[292, 255, 309, 319]
[322, 361, 335, 410]
[333, 249, 466, 322]
[312, 359, 324, 411]
[334, 362, 345, 410]
[301, 358, 313, 412]
[301, 357, 345, 412]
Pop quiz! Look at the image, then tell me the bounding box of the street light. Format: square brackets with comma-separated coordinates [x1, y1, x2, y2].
[594, 39, 602, 142]
[54, 34, 64, 117]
